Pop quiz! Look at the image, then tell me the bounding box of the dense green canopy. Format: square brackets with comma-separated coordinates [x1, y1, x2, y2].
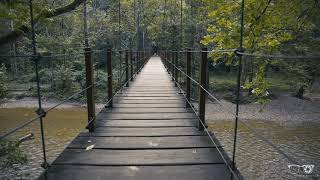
[0, 0, 319, 100]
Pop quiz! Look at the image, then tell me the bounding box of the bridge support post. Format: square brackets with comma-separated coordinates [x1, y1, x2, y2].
[85, 47, 95, 132]
[171, 52, 174, 81]
[186, 49, 191, 107]
[107, 48, 113, 108]
[174, 52, 178, 87]
[198, 48, 208, 131]
[136, 51, 139, 74]
[125, 50, 129, 87]
[118, 51, 122, 86]
[130, 50, 133, 81]
[166, 52, 170, 74]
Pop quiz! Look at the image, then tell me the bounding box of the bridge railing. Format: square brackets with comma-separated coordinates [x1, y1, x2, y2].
[160, 49, 320, 179]
[0, 48, 150, 173]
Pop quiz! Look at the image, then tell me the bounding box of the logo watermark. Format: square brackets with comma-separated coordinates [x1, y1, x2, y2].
[288, 164, 318, 177]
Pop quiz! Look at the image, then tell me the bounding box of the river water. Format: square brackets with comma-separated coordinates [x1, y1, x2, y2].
[0, 108, 319, 179]
[0, 108, 87, 179]
[208, 120, 320, 180]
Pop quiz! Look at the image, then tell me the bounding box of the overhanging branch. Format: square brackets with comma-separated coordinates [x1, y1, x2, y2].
[0, 0, 85, 47]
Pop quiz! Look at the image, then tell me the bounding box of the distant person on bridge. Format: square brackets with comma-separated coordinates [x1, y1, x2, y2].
[151, 42, 158, 55]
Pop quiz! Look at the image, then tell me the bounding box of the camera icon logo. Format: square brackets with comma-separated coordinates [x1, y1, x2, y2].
[288, 164, 315, 175]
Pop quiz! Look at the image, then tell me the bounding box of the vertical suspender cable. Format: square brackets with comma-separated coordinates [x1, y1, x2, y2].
[28, 0, 48, 169]
[180, 0, 183, 49]
[118, 0, 121, 48]
[232, 0, 245, 175]
[83, 0, 89, 47]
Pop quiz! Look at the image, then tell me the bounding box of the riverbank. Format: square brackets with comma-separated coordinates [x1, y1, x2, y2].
[195, 93, 320, 126]
[1, 94, 320, 126]
[0, 97, 103, 109]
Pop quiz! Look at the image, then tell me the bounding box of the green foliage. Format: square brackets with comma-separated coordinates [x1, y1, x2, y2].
[52, 65, 74, 93]
[0, 64, 8, 99]
[202, 0, 320, 102]
[1, 0, 319, 103]
[0, 140, 27, 167]
[243, 60, 271, 104]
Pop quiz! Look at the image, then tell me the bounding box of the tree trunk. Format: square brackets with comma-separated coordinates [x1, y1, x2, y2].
[10, 20, 17, 76]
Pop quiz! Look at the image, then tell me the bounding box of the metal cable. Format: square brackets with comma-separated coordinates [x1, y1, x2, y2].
[163, 61, 240, 180]
[0, 116, 41, 139]
[162, 55, 300, 165]
[116, 57, 149, 72]
[0, 55, 36, 58]
[103, 57, 149, 106]
[163, 57, 236, 116]
[0, 50, 105, 59]
[0, 55, 150, 140]
[236, 52, 320, 59]
[177, 49, 237, 53]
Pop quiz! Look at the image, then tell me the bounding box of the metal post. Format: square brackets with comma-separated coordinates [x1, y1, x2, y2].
[125, 50, 129, 87]
[85, 47, 95, 132]
[107, 48, 113, 107]
[198, 48, 208, 131]
[119, 51, 122, 85]
[29, 0, 48, 169]
[136, 51, 139, 74]
[186, 49, 191, 107]
[171, 52, 174, 81]
[174, 52, 178, 87]
[168, 51, 171, 74]
[232, 0, 245, 173]
[130, 50, 133, 81]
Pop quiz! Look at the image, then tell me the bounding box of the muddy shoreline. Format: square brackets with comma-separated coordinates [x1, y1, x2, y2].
[0, 97, 102, 109]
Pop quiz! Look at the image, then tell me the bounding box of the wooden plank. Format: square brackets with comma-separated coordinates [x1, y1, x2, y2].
[133, 82, 173, 84]
[53, 148, 225, 166]
[79, 127, 206, 137]
[113, 99, 185, 104]
[39, 56, 239, 180]
[117, 92, 180, 95]
[114, 97, 183, 100]
[96, 119, 196, 127]
[128, 85, 175, 87]
[68, 136, 216, 149]
[121, 89, 179, 92]
[39, 164, 231, 180]
[97, 112, 198, 119]
[112, 104, 186, 108]
[104, 108, 192, 113]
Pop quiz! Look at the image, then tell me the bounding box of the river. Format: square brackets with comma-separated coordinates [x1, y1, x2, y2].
[0, 108, 319, 179]
[0, 108, 87, 179]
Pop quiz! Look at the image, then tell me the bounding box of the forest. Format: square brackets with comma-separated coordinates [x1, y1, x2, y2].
[0, 0, 320, 179]
[0, 0, 319, 103]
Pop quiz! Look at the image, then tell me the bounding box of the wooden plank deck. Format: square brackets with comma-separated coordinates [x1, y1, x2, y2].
[39, 56, 235, 180]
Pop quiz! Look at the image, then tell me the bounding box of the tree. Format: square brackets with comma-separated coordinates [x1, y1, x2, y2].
[0, 0, 86, 47]
[0, 64, 7, 99]
[201, 0, 320, 100]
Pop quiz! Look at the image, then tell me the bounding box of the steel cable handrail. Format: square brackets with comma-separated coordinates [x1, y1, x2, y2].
[0, 76, 106, 140]
[115, 57, 149, 72]
[236, 51, 320, 59]
[0, 55, 150, 140]
[162, 60, 240, 180]
[163, 57, 236, 116]
[102, 57, 149, 108]
[0, 50, 104, 59]
[162, 55, 300, 165]
[174, 49, 237, 53]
